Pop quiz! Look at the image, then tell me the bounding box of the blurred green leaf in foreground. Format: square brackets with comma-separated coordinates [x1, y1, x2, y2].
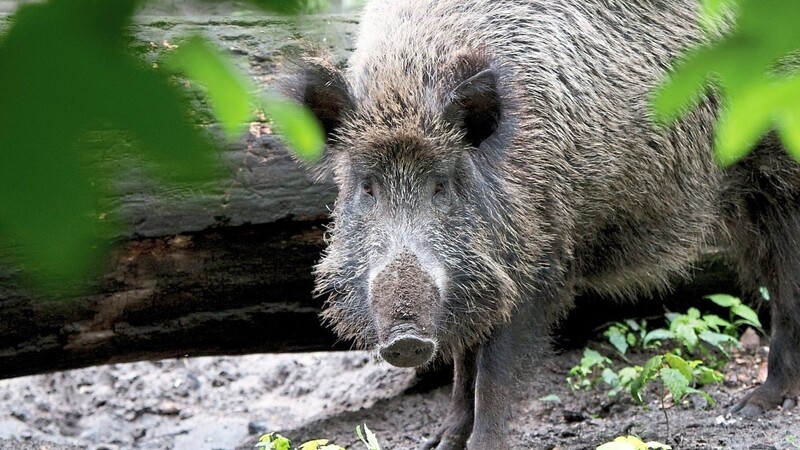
[0, 0, 324, 294]
[652, 0, 800, 165]
[164, 35, 324, 159]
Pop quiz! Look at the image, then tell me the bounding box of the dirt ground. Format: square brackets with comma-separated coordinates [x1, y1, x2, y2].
[0, 340, 797, 450]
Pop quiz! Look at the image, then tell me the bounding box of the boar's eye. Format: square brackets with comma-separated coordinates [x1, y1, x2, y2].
[433, 181, 448, 206]
[362, 180, 374, 198]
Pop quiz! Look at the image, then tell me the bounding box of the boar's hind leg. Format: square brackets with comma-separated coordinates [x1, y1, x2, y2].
[728, 159, 800, 415]
[419, 348, 477, 450]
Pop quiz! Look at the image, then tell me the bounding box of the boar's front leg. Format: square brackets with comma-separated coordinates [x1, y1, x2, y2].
[420, 349, 478, 450]
[421, 326, 528, 450]
[469, 289, 561, 449]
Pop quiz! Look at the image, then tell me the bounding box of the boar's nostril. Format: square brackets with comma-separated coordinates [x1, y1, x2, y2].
[379, 334, 436, 368]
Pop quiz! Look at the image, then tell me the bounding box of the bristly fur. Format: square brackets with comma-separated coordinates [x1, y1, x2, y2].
[296, 0, 800, 414]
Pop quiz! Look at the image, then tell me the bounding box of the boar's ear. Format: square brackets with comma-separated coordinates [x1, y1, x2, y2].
[443, 68, 501, 149]
[286, 60, 354, 142]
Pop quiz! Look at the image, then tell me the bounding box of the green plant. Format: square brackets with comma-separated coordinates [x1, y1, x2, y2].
[704, 294, 763, 334]
[356, 425, 381, 450]
[602, 366, 644, 398]
[630, 353, 720, 407]
[603, 319, 653, 357]
[257, 433, 294, 450]
[569, 299, 743, 409]
[568, 348, 612, 390]
[628, 352, 721, 437]
[596, 435, 671, 450]
[643, 306, 738, 356]
[256, 425, 380, 450]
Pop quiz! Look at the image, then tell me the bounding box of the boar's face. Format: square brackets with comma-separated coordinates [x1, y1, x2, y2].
[290, 53, 519, 367]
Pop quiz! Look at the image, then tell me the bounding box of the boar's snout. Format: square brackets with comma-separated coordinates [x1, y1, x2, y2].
[379, 326, 436, 368]
[371, 251, 439, 368]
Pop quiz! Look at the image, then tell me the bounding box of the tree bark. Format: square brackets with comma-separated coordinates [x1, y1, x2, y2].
[0, 221, 350, 380]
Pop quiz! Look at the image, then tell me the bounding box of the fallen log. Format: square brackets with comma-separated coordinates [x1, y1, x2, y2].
[0, 14, 355, 379]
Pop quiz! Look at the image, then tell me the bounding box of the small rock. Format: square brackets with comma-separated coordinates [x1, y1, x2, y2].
[715, 414, 738, 426]
[738, 373, 750, 383]
[248, 420, 269, 435]
[740, 327, 761, 352]
[158, 401, 181, 415]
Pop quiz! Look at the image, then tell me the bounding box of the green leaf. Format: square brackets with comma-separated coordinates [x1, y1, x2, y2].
[664, 353, 694, 381]
[602, 368, 620, 387]
[606, 327, 629, 355]
[596, 442, 638, 450]
[695, 366, 724, 385]
[660, 367, 690, 402]
[597, 435, 671, 450]
[299, 439, 346, 450]
[256, 433, 292, 450]
[273, 435, 292, 450]
[731, 304, 762, 329]
[698, 0, 737, 14]
[618, 366, 643, 382]
[673, 322, 699, 352]
[298, 439, 328, 450]
[164, 35, 254, 138]
[261, 96, 325, 160]
[0, 0, 220, 294]
[625, 319, 642, 332]
[705, 294, 740, 308]
[759, 287, 771, 301]
[715, 84, 775, 165]
[652, 0, 800, 163]
[356, 424, 381, 450]
[698, 330, 739, 351]
[631, 355, 663, 403]
[643, 329, 674, 345]
[686, 386, 716, 407]
[701, 314, 732, 332]
[596, 441, 640, 450]
[581, 348, 610, 368]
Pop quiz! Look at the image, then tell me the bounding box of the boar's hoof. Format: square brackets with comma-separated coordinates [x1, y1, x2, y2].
[732, 383, 799, 416]
[380, 334, 435, 368]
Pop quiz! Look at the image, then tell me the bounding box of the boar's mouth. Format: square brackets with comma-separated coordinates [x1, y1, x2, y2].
[370, 250, 440, 368]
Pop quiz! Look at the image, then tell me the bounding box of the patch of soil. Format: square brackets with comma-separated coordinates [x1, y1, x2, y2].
[0, 345, 797, 450]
